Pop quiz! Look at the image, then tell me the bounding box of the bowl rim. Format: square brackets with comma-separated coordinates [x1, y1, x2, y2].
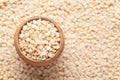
[14, 16, 65, 66]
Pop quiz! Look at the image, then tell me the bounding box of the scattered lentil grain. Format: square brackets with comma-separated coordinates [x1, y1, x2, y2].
[0, 0, 120, 80]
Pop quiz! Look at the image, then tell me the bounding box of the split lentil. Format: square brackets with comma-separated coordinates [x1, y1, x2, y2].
[19, 19, 60, 61]
[0, 0, 120, 80]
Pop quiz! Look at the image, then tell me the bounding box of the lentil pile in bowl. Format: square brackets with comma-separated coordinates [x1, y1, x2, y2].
[14, 16, 64, 66]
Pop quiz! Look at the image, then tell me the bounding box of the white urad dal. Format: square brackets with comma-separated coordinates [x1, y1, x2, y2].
[19, 19, 60, 61]
[0, 0, 120, 80]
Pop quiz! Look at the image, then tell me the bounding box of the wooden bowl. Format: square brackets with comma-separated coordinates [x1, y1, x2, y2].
[14, 16, 65, 66]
